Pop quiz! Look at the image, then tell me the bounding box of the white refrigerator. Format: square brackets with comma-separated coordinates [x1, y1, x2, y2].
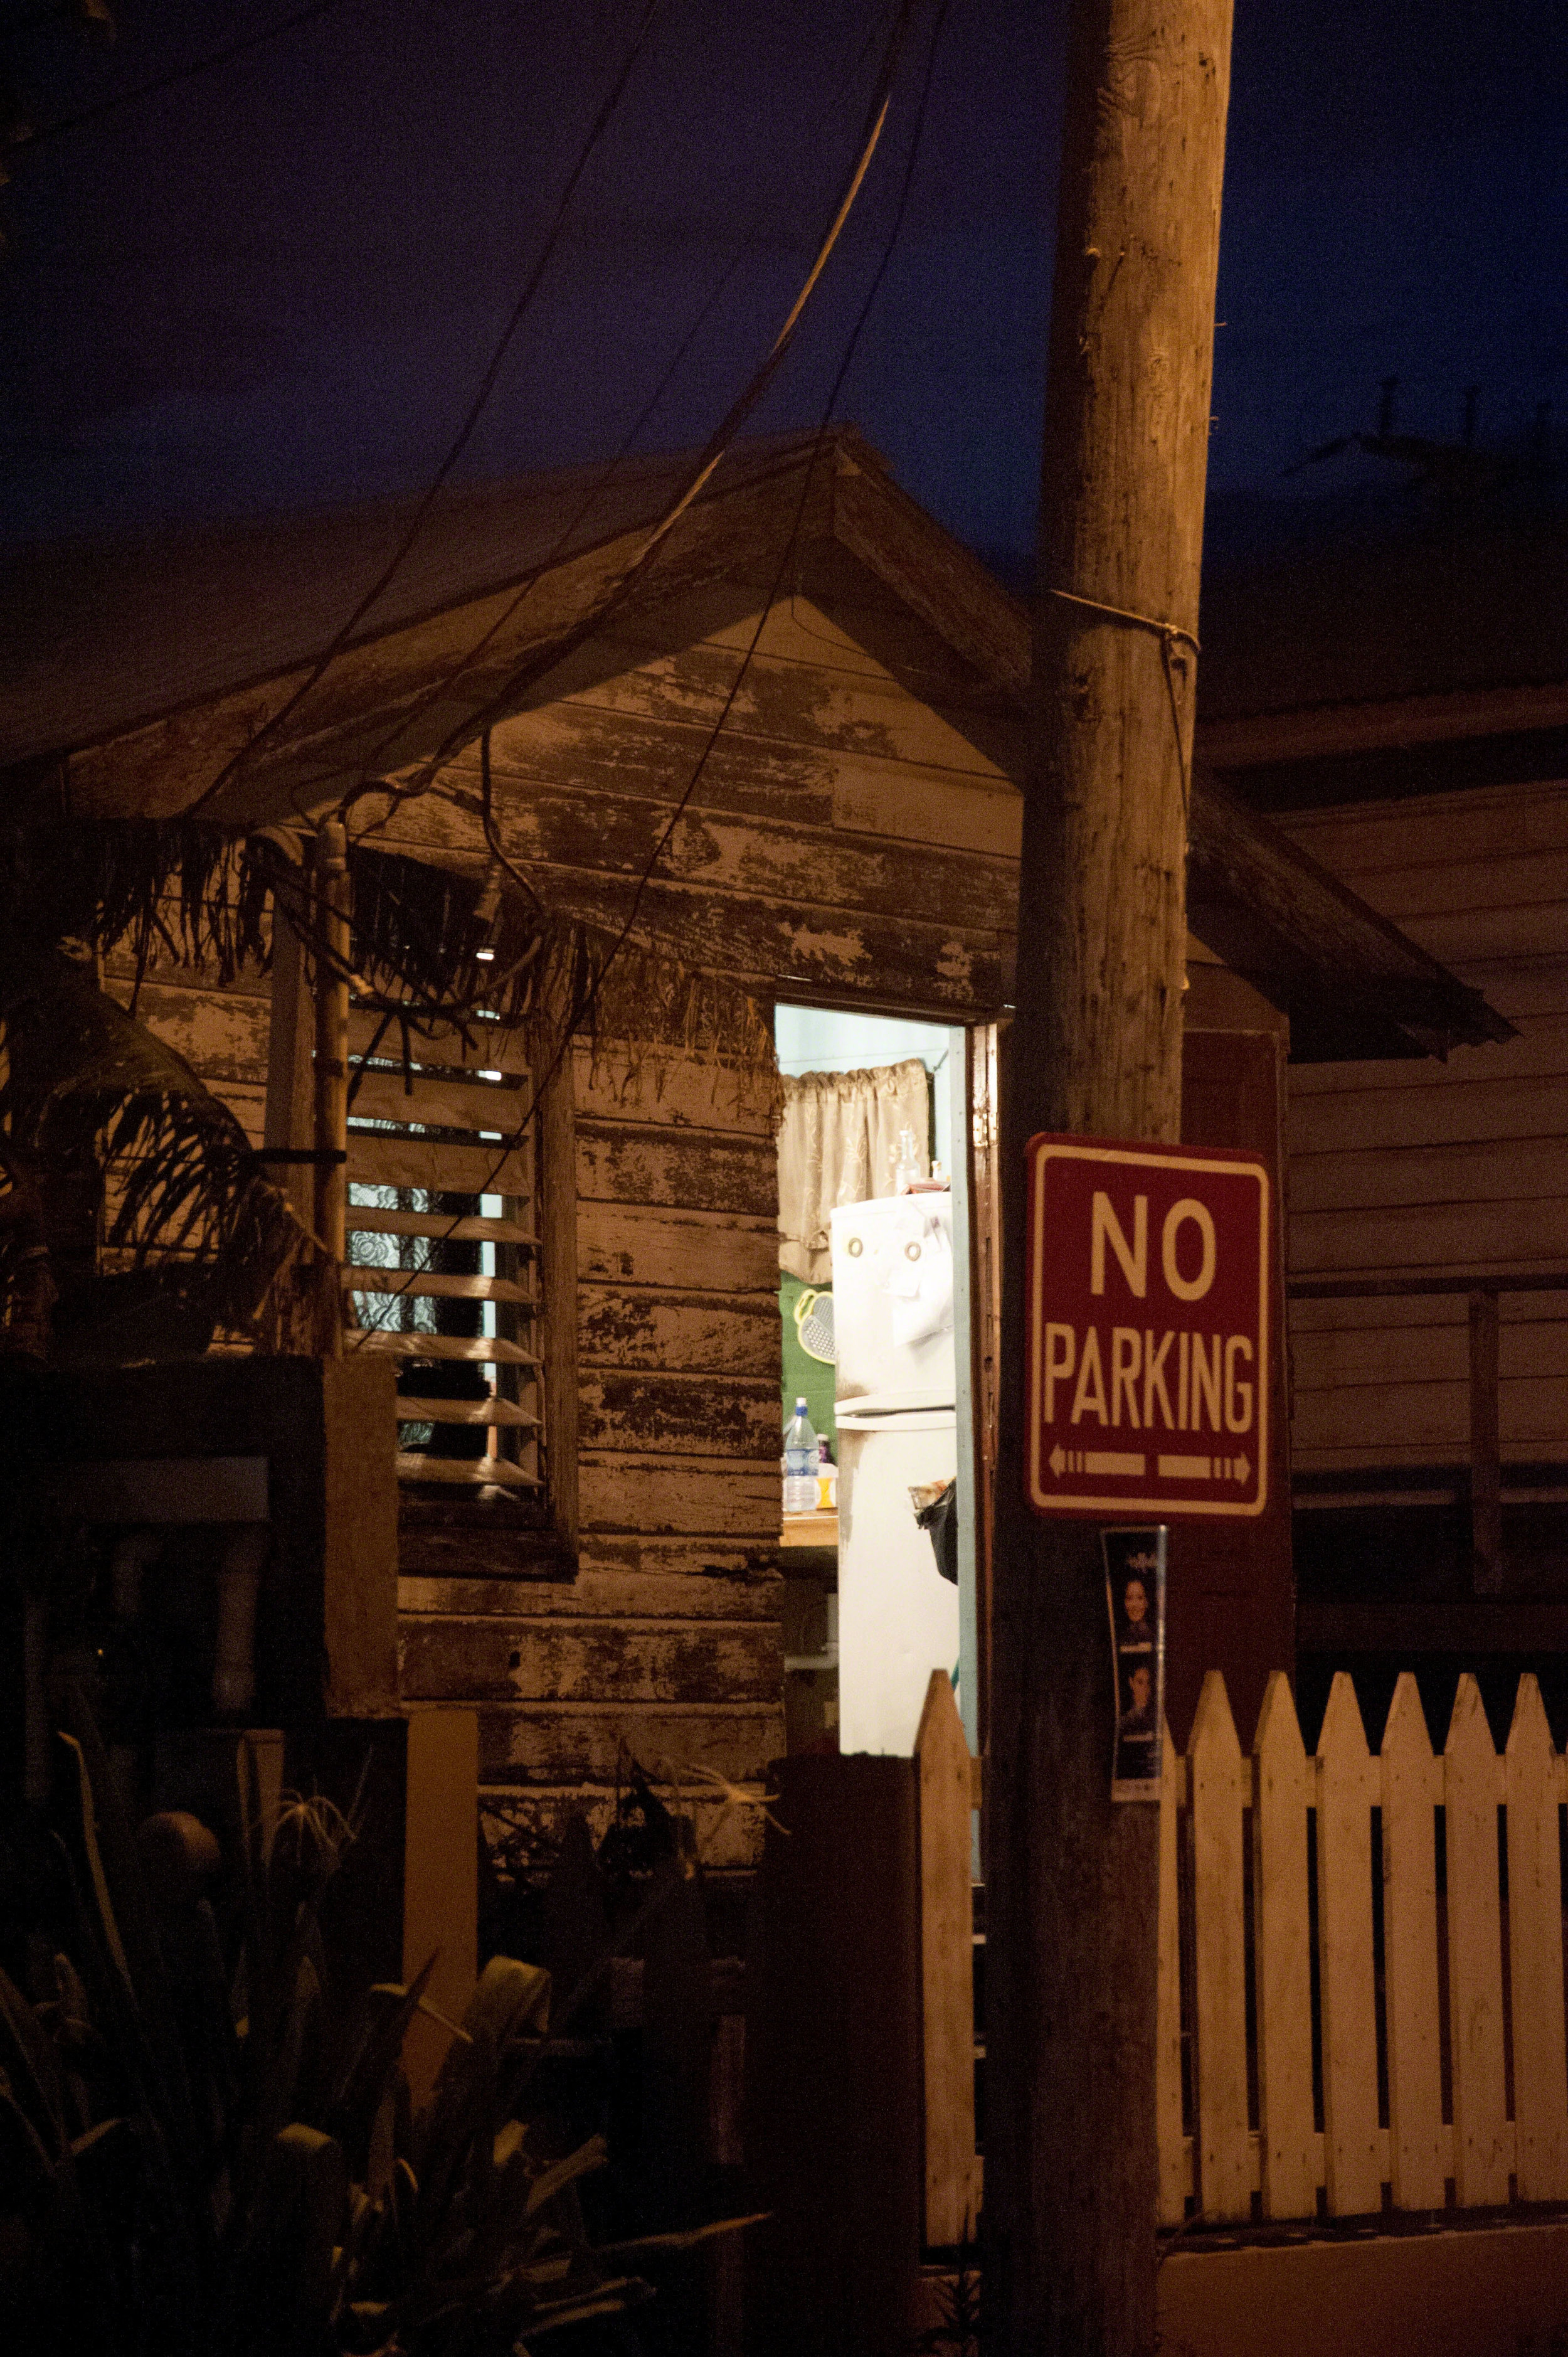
[829, 1190, 960, 1755]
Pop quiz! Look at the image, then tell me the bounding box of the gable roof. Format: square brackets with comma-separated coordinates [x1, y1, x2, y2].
[0, 427, 1509, 1059]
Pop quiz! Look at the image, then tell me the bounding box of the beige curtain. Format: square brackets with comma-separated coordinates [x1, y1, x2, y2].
[776, 1058, 931, 1282]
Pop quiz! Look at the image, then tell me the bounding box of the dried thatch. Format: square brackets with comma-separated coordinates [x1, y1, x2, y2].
[0, 814, 778, 1359]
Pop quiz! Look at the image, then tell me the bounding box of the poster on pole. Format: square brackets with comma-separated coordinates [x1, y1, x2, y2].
[1104, 1525, 1166, 1801]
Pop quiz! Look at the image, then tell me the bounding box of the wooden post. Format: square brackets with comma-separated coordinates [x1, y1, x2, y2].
[401, 1705, 479, 2107]
[1468, 1288, 1503, 1592]
[263, 896, 315, 1233]
[987, 0, 1234, 2344]
[313, 818, 351, 1348]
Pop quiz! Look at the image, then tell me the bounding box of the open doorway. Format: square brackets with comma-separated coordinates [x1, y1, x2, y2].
[773, 1004, 982, 1760]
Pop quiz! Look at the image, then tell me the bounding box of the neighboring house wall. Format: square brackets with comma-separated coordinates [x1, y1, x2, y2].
[1279, 777, 1568, 1487]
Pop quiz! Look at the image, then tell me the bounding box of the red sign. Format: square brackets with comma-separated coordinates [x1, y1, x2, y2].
[1025, 1134, 1270, 1519]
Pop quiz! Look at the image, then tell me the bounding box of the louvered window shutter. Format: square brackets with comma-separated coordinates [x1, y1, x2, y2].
[343, 1009, 543, 1494]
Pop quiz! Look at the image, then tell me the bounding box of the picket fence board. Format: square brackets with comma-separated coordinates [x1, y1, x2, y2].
[1446, 1676, 1512, 2205]
[1379, 1673, 1448, 2209]
[1190, 1674, 1253, 2221]
[1505, 1677, 1568, 2201]
[1157, 1721, 1185, 2227]
[916, 1673, 980, 2248]
[1315, 1675, 1384, 2213]
[1253, 1673, 1318, 2217]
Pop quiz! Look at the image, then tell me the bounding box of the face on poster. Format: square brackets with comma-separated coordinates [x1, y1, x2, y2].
[1103, 1525, 1166, 1800]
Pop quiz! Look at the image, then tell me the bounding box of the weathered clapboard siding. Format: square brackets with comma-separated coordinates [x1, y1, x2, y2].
[101, 957, 273, 1125]
[577, 1203, 777, 1290]
[578, 1453, 781, 1534]
[576, 1120, 777, 1216]
[577, 1286, 778, 1374]
[578, 1371, 780, 1460]
[400, 1614, 780, 1706]
[467, 1703, 780, 1787]
[356, 589, 1030, 1861]
[105, 971, 274, 1091]
[417, 774, 1019, 934]
[1283, 779, 1568, 1477]
[368, 589, 1024, 1024]
[373, 595, 1031, 1862]
[399, 1540, 780, 1622]
[399, 1025, 785, 1865]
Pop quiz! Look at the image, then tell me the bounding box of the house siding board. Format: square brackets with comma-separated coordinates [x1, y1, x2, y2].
[364, 597, 1036, 1860]
[1281, 779, 1568, 1479]
[404, 1035, 786, 1864]
[370, 595, 1021, 1024]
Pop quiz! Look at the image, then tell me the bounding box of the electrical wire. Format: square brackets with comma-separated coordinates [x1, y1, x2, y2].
[209, 0, 914, 833]
[183, 0, 662, 819]
[330, 8, 900, 831]
[9, 0, 356, 147]
[375, 0, 916, 807]
[346, 0, 952, 1353]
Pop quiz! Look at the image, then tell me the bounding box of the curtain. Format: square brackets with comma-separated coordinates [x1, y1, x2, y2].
[776, 1057, 930, 1282]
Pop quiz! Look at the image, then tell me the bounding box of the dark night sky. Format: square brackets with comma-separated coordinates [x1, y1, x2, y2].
[3, 0, 1565, 572]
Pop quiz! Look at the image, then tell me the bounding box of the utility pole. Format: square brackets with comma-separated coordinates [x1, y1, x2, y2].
[987, 4, 1234, 2353]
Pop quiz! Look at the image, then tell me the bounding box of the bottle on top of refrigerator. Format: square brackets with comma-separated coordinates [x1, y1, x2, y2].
[783, 1398, 818, 1514]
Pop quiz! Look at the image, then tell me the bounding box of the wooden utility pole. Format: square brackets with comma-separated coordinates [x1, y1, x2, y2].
[987, 4, 1234, 2352]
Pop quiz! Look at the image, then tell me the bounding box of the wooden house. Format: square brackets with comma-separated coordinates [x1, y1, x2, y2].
[1, 428, 1508, 1862]
[1197, 489, 1568, 1732]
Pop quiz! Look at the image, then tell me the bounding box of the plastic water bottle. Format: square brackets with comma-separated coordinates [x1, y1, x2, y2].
[783, 1398, 818, 1514]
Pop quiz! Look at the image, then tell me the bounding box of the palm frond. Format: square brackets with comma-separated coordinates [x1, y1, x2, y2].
[0, 948, 302, 1345]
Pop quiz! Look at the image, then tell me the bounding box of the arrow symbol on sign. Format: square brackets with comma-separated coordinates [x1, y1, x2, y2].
[1049, 1444, 1066, 1477]
[1234, 1454, 1250, 1484]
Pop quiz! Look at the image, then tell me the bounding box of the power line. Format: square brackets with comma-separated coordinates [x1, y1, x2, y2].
[329, 9, 899, 820]
[312, 0, 918, 834]
[184, 0, 662, 817]
[9, 0, 357, 147]
[346, 0, 951, 1347]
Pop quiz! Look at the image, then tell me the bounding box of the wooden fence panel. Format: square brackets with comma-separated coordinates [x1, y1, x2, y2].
[1316, 1673, 1383, 2213]
[915, 1672, 979, 2248]
[1446, 1674, 1512, 2205]
[1253, 1673, 1316, 2217]
[1505, 1676, 1568, 2200]
[914, 1668, 1568, 2233]
[1157, 1722, 1186, 2228]
[1190, 1673, 1252, 2221]
[1379, 1673, 1446, 2210]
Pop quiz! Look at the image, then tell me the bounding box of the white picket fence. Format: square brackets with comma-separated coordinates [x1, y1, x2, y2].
[917, 1668, 1568, 2245]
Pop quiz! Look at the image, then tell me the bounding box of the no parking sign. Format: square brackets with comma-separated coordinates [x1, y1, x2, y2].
[1024, 1134, 1271, 1521]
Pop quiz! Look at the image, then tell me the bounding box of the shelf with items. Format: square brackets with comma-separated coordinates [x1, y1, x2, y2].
[781, 1508, 839, 1548]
